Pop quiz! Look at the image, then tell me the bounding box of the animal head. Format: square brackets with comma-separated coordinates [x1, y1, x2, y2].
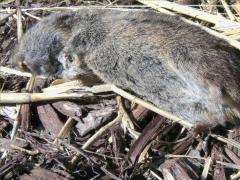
[11, 28, 64, 78]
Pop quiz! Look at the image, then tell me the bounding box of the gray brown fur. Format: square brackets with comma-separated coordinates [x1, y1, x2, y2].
[12, 8, 240, 127]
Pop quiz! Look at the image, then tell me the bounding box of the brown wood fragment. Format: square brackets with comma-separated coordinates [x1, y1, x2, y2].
[177, 0, 198, 5]
[37, 104, 64, 137]
[20, 104, 31, 130]
[130, 104, 151, 122]
[110, 124, 125, 165]
[159, 159, 199, 180]
[233, 0, 240, 16]
[225, 147, 240, 165]
[211, 145, 226, 180]
[228, 127, 240, 156]
[172, 136, 194, 155]
[21, 77, 47, 130]
[51, 101, 82, 121]
[34, 78, 65, 137]
[75, 105, 116, 136]
[20, 168, 67, 180]
[128, 115, 165, 163]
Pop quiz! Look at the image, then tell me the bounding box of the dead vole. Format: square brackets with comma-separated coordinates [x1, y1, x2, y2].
[59, 9, 240, 128]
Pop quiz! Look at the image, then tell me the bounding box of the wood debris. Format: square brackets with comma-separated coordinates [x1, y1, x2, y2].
[1, 0, 240, 179]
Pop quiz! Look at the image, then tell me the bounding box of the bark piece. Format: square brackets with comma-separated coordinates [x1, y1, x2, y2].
[225, 147, 240, 165]
[75, 106, 116, 136]
[128, 115, 165, 163]
[20, 168, 67, 180]
[159, 158, 199, 180]
[37, 104, 64, 137]
[211, 145, 226, 180]
[20, 104, 31, 130]
[172, 136, 194, 155]
[110, 124, 125, 165]
[51, 101, 83, 121]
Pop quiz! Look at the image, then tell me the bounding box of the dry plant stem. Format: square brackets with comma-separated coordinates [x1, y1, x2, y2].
[150, 170, 163, 180]
[183, 18, 240, 49]
[0, 6, 151, 13]
[216, 161, 240, 170]
[43, 79, 102, 94]
[138, 142, 152, 163]
[10, 0, 24, 142]
[81, 97, 124, 150]
[53, 117, 76, 144]
[83, 96, 123, 149]
[201, 157, 212, 180]
[137, 0, 240, 31]
[111, 85, 193, 128]
[83, 149, 123, 160]
[120, 98, 135, 132]
[219, 0, 236, 21]
[0, 0, 15, 5]
[105, 0, 120, 7]
[67, 144, 122, 180]
[10, 76, 35, 140]
[23, 11, 41, 20]
[229, 33, 240, 40]
[0, 66, 32, 77]
[70, 96, 124, 165]
[138, 0, 240, 50]
[0, 10, 16, 23]
[10, 105, 21, 140]
[0, 92, 94, 103]
[16, 6, 23, 41]
[0, 83, 193, 129]
[210, 134, 240, 149]
[231, 171, 240, 180]
[165, 154, 206, 160]
[223, 27, 240, 35]
[166, 154, 240, 170]
[10, 144, 39, 155]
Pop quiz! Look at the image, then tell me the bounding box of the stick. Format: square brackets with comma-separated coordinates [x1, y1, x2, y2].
[220, 0, 236, 21]
[201, 157, 212, 180]
[0, 10, 16, 23]
[137, 0, 240, 31]
[111, 85, 193, 128]
[81, 96, 124, 149]
[23, 11, 41, 20]
[0, 66, 32, 77]
[16, 0, 23, 41]
[53, 117, 76, 144]
[0, 83, 193, 129]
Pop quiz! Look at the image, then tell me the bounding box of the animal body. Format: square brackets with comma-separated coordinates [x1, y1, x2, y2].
[12, 8, 240, 128]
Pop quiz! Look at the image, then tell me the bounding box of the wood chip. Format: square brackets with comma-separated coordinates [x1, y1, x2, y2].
[37, 104, 64, 137]
[20, 168, 67, 180]
[128, 115, 165, 163]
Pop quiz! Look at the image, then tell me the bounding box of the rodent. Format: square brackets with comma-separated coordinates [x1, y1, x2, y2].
[12, 8, 240, 128]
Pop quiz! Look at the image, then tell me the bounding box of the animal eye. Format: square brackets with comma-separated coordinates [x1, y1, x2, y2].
[68, 54, 73, 63]
[18, 61, 28, 70]
[18, 61, 31, 72]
